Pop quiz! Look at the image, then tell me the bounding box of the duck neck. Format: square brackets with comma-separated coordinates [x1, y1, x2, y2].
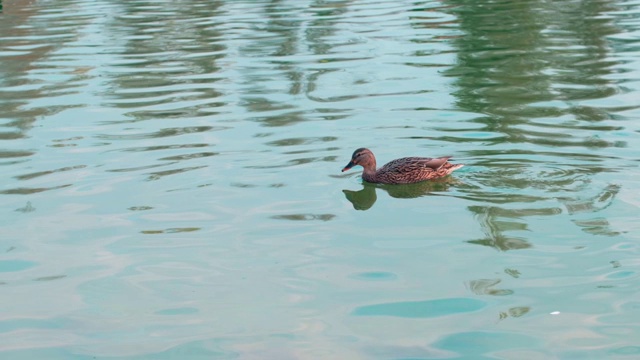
[361, 165, 377, 182]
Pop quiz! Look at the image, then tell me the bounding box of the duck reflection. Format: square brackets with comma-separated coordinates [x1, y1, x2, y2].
[342, 179, 458, 210]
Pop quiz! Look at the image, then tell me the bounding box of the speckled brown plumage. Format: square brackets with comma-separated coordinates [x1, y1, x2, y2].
[341, 148, 463, 184]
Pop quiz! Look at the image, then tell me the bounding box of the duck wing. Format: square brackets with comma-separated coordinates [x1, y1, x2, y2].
[380, 156, 451, 173]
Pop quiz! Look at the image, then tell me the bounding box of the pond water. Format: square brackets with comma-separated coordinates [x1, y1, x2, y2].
[1, 0, 640, 358]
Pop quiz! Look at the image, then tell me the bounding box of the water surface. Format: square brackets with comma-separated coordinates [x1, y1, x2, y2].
[1, 0, 640, 358]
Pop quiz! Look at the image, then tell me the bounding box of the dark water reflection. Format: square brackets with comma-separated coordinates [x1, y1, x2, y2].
[1, 0, 640, 358]
[441, 0, 636, 254]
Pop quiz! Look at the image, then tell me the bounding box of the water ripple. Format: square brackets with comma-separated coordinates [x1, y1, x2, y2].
[1, 0, 640, 358]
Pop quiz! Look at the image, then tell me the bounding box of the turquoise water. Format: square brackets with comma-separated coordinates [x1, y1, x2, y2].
[1, 0, 640, 358]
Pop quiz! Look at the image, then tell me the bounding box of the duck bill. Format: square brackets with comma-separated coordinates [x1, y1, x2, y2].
[341, 161, 355, 172]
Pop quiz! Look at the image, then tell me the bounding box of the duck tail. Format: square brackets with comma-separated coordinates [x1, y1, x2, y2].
[444, 163, 464, 175]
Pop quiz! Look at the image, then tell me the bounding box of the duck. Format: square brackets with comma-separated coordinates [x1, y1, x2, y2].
[341, 148, 463, 184]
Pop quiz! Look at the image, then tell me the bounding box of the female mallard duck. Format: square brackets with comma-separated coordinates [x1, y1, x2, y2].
[341, 148, 463, 184]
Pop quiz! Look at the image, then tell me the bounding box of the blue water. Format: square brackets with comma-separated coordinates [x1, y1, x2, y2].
[1, 0, 640, 358]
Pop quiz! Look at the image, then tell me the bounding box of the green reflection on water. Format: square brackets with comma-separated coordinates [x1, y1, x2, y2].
[0, 260, 35, 272]
[433, 331, 539, 358]
[353, 297, 486, 318]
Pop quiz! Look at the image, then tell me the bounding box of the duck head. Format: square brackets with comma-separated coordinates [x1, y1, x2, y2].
[342, 148, 376, 172]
